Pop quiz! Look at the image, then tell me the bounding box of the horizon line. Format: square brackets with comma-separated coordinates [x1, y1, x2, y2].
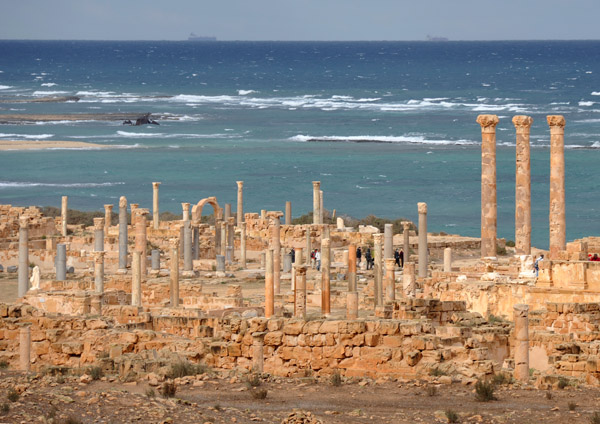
[1, 38, 600, 43]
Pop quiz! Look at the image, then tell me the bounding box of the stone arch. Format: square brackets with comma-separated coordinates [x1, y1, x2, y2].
[191, 197, 221, 222]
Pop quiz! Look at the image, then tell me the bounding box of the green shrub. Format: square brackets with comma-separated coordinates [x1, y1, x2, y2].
[568, 402, 577, 411]
[160, 381, 177, 398]
[426, 386, 438, 397]
[249, 388, 268, 400]
[0, 403, 8, 415]
[88, 366, 103, 380]
[6, 389, 19, 403]
[445, 409, 459, 423]
[330, 371, 342, 387]
[145, 388, 156, 398]
[245, 373, 262, 388]
[474, 380, 496, 402]
[0, 360, 8, 369]
[492, 372, 510, 385]
[429, 367, 447, 377]
[167, 361, 207, 379]
[590, 412, 600, 424]
[558, 377, 569, 389]
[505, 240, 516, 247]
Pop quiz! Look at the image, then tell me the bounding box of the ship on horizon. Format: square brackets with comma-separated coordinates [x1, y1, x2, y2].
[426, 35, 449, 41]
[187, 33, 217, 41]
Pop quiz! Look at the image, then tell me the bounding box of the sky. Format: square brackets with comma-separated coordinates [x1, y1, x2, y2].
[1, 0, 599, 41]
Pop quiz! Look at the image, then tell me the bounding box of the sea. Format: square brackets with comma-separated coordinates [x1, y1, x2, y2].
[0, 40, 599, 249]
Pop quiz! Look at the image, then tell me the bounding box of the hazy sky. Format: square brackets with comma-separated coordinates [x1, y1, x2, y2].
[1, 0, 599, 41]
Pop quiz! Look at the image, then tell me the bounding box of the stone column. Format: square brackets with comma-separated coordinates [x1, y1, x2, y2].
[265, 248, 274, 318]
[477, 114, 499, 258]
[56, 243, 67, 281]
[384, 223, 393, 259]
[272, 217, 281, 294]
[220, 221, 227, 257]
[94, 251, 105, 294]
[103, 204, 112, 235]
[132, 251, 142, 306]
[403, 262, 416, 297]
[93, 217, 104, 252]
[312, 181, 321, 224]
[285, 201, 292, 225]
[152, 182, 161, 230]
[513, 116, 533, 255]
[170, 239, 179, 307]
[183, 220, 192, 272]
[384, 258, 396, 302]
[514, 304, 529, 382]
[348, 243, 357, 292]
[61, 195, 68, 237]
[418, 202, 428, 278]
[151, 249, 160, 271]
[283, 253, 292, 272]
[548, 115, 566, 259]
[134, 209, 149, 277]
[373, 233, 383, 307]
[346, 291, 358, 320]
[321, 237, 331, 315]
[19, 326, 30, 372]
[319, 190, 324, 224]
[182, 202, 190, 222]
[403, 222, 410, 264]
[214, 218, 222, 258]
[252, 332, 266, 373]
[236, 181, 244, 227]
[226, 217, 235, 264]
[292, 247, 303, 291]
[192, 221, 199, 260]
[130, 203, 138, 226]
[216, 255, 226, 272]
[294, 265, 307, 319]
[260, 209, 266, 220]
[118, 196, 128, 271]
[240, 222, 247, 268]
[18, 217, 29, 297]
[305, 226, 312, 266]
[443, 247, 452, 273]
[224, 203, 231, 221]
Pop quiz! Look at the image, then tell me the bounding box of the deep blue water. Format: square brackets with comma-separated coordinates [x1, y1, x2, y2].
[0, 40, 599, 248]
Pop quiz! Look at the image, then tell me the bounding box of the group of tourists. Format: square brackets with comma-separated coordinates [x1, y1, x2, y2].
[289, 245, 407, 272]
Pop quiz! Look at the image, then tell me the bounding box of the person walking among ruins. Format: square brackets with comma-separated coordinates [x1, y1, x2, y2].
[311, 249, 316, 268]
[394, 248, 401, 268]
[365, 247, 372, 270]
[356, 246, 362, 267]
[315, 249, 321, 271]
[399, 249, 404, 267]
[290, 248, 295, 263]
[534, 254, 544, 277]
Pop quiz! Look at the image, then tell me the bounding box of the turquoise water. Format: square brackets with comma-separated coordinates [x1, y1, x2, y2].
[0, 41, 599, 248]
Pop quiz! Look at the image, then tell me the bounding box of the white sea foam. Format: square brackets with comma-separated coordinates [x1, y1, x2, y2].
[0, 133, 54, 139]
[579, 101, 595, 106]
[0, 181, 125, 189]
[116, 131, 163, 138]
[41, 83, 57, 87]
[32, 90, 69, 96]
[115, 131, 239, 139]
[591, 92, 600, 96]
[289, 134, 477, 146]
[238, 90, 257, 95]
[34, 120, 96, 125]
[0, 85, 12, 90]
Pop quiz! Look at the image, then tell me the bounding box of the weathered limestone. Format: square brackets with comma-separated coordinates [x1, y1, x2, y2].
[384, 258, 396, 303]
[384, 223, 393, 259]
[214, 219, 222, 257]
[305, 226, 312, 266]
[513, 115, 533, 255]
[93, 251, 104, 293]
[61, 195, 68, 237]
[373, 233, 383, 307]
[347, 291, 358, 320]
[118, 196, 128, 271]
[285, 201, 292, 225]
[252, 332, 266, 373]
[292, 247, 303, 291]
[93, 217, 104, 252]
[18, 217, 29, 298]
[132, 251, 142, 307]
[152, 182, 161, 230]
[477, 114, 499, 258]
[312, 181, 321, 224]
[240, 222, 247, 268]
[265, 249, 274, 318]
[151, 249, 160, 271]
[294, 265, 307, 319]
[272, 216, 281, 294]
[443, 247, 452, 273]
[103, 204, 112, 235]
[403, 222, 410, 264]
[236, 181, 244, 227]
[134, 209, 149, 277]
[192, 221, 200, 260]
[514, 304, 529, 382]
[216, 255, 225, 272]
[260, 210, 266, 220]
[19, 326, 30, 372]
[169, 239, 179, 307]
[319, 190, 324, 224]
[548, 115, 566, 259]
[321, 237, 331, 315]
[220, 221, 227, 257]
[182, 202, 190, 222]
[56, 243, 66, 281]
[226, 217, 235, 264]
[224, 203, 231, 221]
[403, 262, 416, 297]
[348, 243, 357, 292]
[130, 203, 138, 226]
[183, 220, 192, 272]
[418, 202, 428, 278]
[283, 253, 292, 272]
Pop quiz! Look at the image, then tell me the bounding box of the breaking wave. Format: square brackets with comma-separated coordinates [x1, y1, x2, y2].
[0, 181, 125, 189]
[289, 134, 477, 145]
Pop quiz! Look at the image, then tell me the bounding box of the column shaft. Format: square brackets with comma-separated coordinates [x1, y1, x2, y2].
[170, 240, 179, 307]
[132, 251, 141, 306]
[295, 265, 307, 319]
[236, 181, 244, 227]
[513, 116, 533, 255]
[403, 262, 416, 297]
[443, 247, 452, 273]
[514, 304, 529, 382]
[240, 222, 247, 268]
[418, 202, 428, 278]
[104, 204, 112, 236]
[321, 238, 331, 315]
[93, 217, 104, 252]
[183, 220, 193, 271]
[94, 251, 104, 294]
[56, 243, 66, 281]
[402, 222, 410, 266]
[272, 217, 281, 294]
[384, 223, 393, 259]
[305, 226, 312, 266]
[346, 291, 358, 320]
[477, 114, 499, 257]
[18, 218, 29, 297]
[312, 181, 321, 224]
[374, 233, 383, 307]
[19, 327, 30, 372]
[152, 182, 161, 230]
[118, 196, 128, 270]
[548, 115, 566, 258]
[384, 258, 395, 302]
[285, 201, 292, 225]
[61, 196, 68, 237]
[134, 210, 148, 277]
[265, 249, 274, 318]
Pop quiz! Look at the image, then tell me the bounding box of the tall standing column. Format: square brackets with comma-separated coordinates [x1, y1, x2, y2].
[403, 222, 410, 265]
[312, 181, 321, 224]
[19, 326, 30, 372]
[373, 233, 383, 307]
[103, 204, 112, 236]
[348, 243, 357, 292]
[477, 114, 499, 258]
[384, 258, 396, 302]
[224, 203, 231, 221]
[214, 218, 222, 258]
[418, 202, 428, 278]
[220, 221, 227, 257]
[403, 262, 416, 297]
[131, 251, 142, 306]
[272, 216, 281, 294]
[183, 220, 193, 271]
[192, 221, 200, 260]
[170, 239, 179, 307]
[294, 265, 307, 319]
[134, 209, 149, 278]
[285, 201, 292, 225]
[292, 247, 303, 291]
[548, 115, 566, 259]
[61, 195, 68, 237]
[93, 217, 104, 252]
[265, 248, 274, 318]
[236, 181, 244, 227]
[514, 304, 530, 382]
[182, 202, 190, 222]
[305, 226, 312, 266]
[130, 203, 139, 226]
[321, 237, 331, 315]
[94, 251, 105, 294]
[18, 217, 29, 297]
[240, 222, 247, 268]
[384, 223, 393, 259]
[152, 182, 161, 230]
[118, 196, 128, 271]
[56, 243, 66, 281]
[513, 116, 533, 255]
[319, 190, 324, 224]
[226, 217, 235, 264]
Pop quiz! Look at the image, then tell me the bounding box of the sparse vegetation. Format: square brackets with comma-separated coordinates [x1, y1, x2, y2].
[145, 388, 156, 398]
[0, 403, 8, 415]
[330, 371, 342, 387]
[166, 360, 207, 379]
[558, 377, 569, 389]
[546, 391, 552, 400]
[213, 403, 222, 411]
[445, 409, 460, 423]
[245, 373, 262, 388]
[6, 388, 19, 403]
[160, 381, 177, 398]
[569, 401, 577, 411]
[429, 367, 447, 377]
[0, 360, 8, 369]
[492, 372, 510, 385]
[505, 240, 516, 247]
[590, 411, 600, 424]
[474, 380, 497, 402]
[250, 388, 268, 400]
[88, 365, 103, 380]
[64, 416, 83, 424]
[426, 385, 438, 397]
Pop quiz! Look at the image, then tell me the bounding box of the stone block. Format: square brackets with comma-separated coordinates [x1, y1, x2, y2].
[364, 332, 380, 347]
[264, 331, 283, 346]
[283, 320, 305, 335]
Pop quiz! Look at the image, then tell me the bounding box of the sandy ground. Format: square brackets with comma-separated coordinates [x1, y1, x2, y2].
[0, 140, 107, 150]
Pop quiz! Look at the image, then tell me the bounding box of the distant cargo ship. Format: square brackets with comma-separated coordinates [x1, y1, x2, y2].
[187, 33, 217, 41]
[426, 35, 449, 41]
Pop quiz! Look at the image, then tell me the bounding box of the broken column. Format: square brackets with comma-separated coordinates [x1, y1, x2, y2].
[118, 196, 128, 271]
[93, 217, 104, 252]
[56, 243, 66, 281]
[295, 265, 307, 319]
[134, 209, 149, 277]
[384, 223, 393, 259]
[513, 115, 533, 255]
[151, 249, 160, 271]
[18, 217, 29, 297]
[226, 217, 235, 264]
[346, 291, 358, 320]
[61, 195, 68, 236]
[348, 243, 357, 291]
[321, 237, 331, 315]
[183, 220, 192, 272]
[312, 181, 321, 224]
[373, 233, 383, 307]
[514, 304, 530, 382]
[252, 332, 266, 373]
[403, 222, 410, 265]
[170, 239, 179, 307]
[214, 218, 222, 257]
[477, 114, 499, 258]
[130, 203, 138, 226]
[265, 248, 274, 318]
[182, 202, 190, 222]
[94, 251, 104, 294]
[384, 258, 396, 303]
[152, 182, 161, 230]
[132, 251, 142, 307]
[224, 203, 231, 220]
[403, 262, 416, 297]
[19, 326, 30, 372]
[418, 202, 428, 278]
[443, 247, 452, 273]
[285, 201, 292, 225]
[283, 252, 292, 272]
[236, 181, 244, 227]
[216, 254, 225, 272]
[548, 115, 566, 259]
[272, 216, 281, 294]
[104, 204, 112, 235]
[292, 247, 303, 291]
[240, 222, 247, 268]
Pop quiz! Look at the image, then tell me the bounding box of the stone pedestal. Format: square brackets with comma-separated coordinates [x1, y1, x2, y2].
[61, 195, 68, 237]
[151, 249, 160, 271]
[346, 291, 358, 320]
[265, 249, 274, 318]
[103, 204, 112, 235]
[252, 332, 266, 373]
[513, 116, 533, 255]
[170, 239, 179, 307]
[443, 247, 452, 273]
[321, 238, 331, 315]
[384, 258, 396, 302]
[285, 201, 292, 225]
[18, 217, 29, 297]
[312, 181, 321, 224]
[216, 255, 225, 272]
[374, 233, 383, 307]
[477, 114, 499, 258]
[240, 222, 247, 268]
[236, 181, 244, 227]
[417, 202, 428, 278]
[56, 243, 67, 281]
[152, 182, 161, 230]
[348, 243, 357, 292]
[403, 262, 416, 297]
[384, 223, 393, 259]
[93, 217, 104, 252]
[182, 202, 190, 222]
[272, 217, 281, 294]
[118, 196, 128, 271]
[548, 115, 566, 259]
[134, 209, 149, 277]
[403, 222, 410, 264]
[94, 251, 105, 294]
[132, 251, 142, 307]
[294, 265, 307, 319]
[19, 326, 30, 372]
[514, 304, 529, 382]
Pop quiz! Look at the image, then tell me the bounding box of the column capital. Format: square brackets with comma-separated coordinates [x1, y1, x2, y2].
[169, 238, 179, 249]
[547, 115, 566, 131]
[104, 204, 113, 211]
[373, 233, 383, 243]
[312, 181, 321, 189]
[236, 180, 244, 188]
[402, 221, 411, 230]
[385, 258, 396, 268]
[62, 195, 68, 202]
[119, 196, 127, 208]
[418, 202, 428, 214]
[227, 217, 235, 225]
[512, 115, 533, 131]
[152, 182, 161, 189]
[241, 221, 247, 230]
[181, 202, 190, 211]
[19, 216, 29, 229]
[476, 114, 499, 132]
[294, 264, 308, 275]
[137, 208, 149, 217]
[93, 217, 105, 230]
[513, 303, 529, 317]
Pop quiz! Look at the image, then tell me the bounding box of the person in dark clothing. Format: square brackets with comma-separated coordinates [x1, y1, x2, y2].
[356, 247, 362, 267]
[400, 249, 404, 267]
[394, 249, 400, 267]
[290, 248, 295, 263]
[365, 248, 372, 270]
